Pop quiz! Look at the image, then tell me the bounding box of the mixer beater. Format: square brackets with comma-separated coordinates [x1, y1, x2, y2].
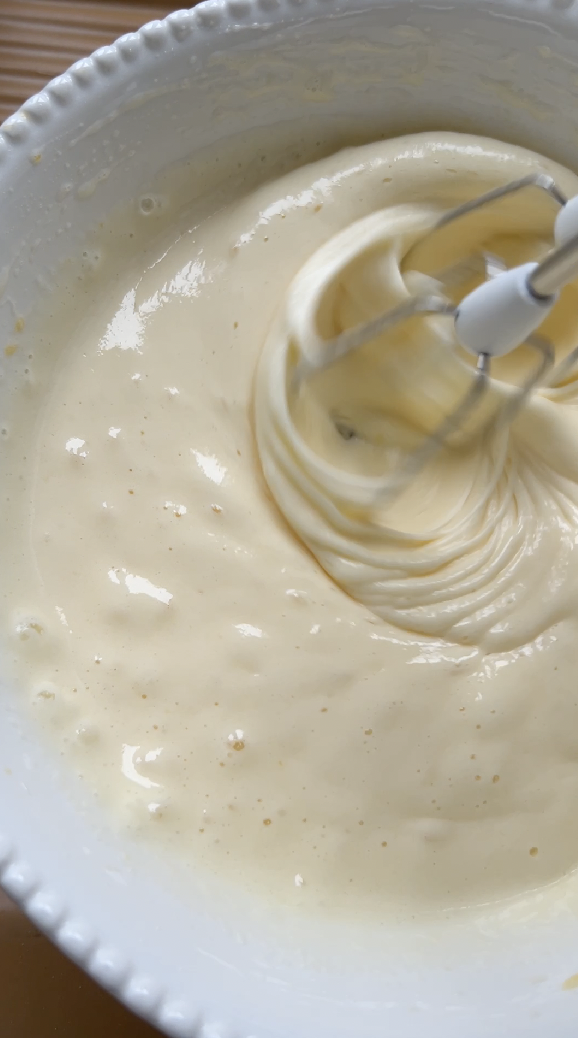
[296, 175, 578, 501]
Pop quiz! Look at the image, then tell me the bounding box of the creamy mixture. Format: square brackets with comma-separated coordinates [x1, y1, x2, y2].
[4, 131, 578, 917]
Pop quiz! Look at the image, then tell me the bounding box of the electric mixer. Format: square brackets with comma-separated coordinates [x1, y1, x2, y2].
[293, 175, 578, 502]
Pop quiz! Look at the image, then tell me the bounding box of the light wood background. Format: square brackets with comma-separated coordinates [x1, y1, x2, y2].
[0, 0, 181, 123]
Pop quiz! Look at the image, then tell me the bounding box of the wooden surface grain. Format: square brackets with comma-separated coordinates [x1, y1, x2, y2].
[0, 888, 162, 1036]
[0, 0, 181, 123]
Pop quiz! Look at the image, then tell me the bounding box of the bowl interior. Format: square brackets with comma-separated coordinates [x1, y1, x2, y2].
[2, 3, 578, 1036]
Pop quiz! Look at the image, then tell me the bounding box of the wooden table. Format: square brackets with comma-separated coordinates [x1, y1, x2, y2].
[0, 0, 180, 122]
[0, 887, 162, 1034]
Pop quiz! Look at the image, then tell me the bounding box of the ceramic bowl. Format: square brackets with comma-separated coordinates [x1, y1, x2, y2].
[2, 2, 578, 1036]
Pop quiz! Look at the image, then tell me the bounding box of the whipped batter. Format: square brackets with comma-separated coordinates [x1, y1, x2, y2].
[4, 131, 578, 916]
[255, 169, 578, 651]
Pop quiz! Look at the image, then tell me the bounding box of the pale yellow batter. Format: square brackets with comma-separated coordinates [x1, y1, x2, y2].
[256, 153, 578, 653]
[3, 131, 578, 917]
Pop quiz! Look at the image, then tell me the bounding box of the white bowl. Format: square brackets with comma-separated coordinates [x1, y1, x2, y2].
[3, 2, 578, 1036]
